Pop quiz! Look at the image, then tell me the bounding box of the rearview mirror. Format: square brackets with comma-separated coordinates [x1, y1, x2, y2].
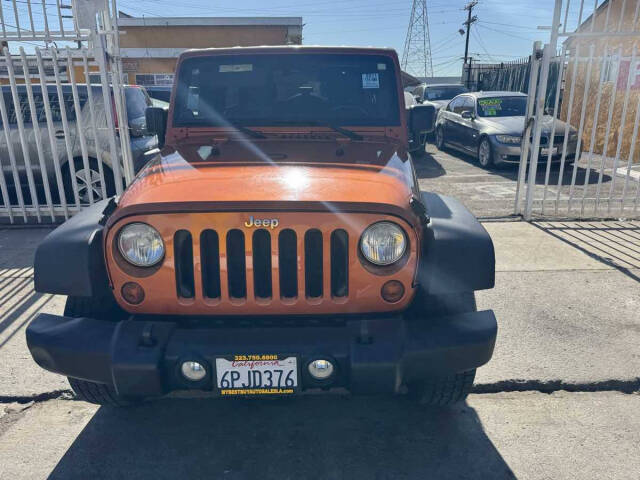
[461, 110, 474, 120]
[145, 107, 168, 148]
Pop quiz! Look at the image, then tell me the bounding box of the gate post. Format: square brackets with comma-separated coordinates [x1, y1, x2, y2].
[522, 0, 563, 220]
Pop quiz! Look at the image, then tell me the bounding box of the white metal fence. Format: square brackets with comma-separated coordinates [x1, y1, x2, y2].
[0, 0, 133, 223]
[515, 0, 640, 220]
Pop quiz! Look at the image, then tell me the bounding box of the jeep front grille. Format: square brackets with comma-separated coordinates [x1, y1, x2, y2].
[175, 227, 350, 303]
[107, 211, 418, 315]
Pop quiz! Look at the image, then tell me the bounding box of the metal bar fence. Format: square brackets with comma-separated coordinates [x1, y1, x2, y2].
[515, 0, 640, 220]
[0, 0, 134, 223]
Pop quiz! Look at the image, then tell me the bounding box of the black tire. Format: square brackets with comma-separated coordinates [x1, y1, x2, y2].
[64, 295, 134, 407]
[410, 142, 427, 159]
[477, 137, 494, 168]
[68, 377, 134, 407]
[62, 158, 115, 205]
[410, 291, 478, 406]
[419, 370, 476, 406]
[435, 126, 446, 150]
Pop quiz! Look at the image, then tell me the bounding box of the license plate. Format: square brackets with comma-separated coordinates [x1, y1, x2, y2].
[215, 355, 298, 396]
[541, 147, 558, 156]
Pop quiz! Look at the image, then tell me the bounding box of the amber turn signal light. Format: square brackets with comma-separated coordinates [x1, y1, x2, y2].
[381, 280, 405, 303]
[122, 282, 145, 305]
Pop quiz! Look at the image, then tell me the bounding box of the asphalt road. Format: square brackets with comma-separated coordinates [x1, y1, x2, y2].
[416, 143, 640, 219]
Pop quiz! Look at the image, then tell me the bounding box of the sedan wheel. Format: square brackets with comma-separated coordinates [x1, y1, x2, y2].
[478, 138, 493, 168]
[75, 167, 105, 203]
[435, 127, 445, 150]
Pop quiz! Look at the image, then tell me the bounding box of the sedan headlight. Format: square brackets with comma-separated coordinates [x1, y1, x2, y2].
[360, 222, 407, 266]
[118, 223, 165, 267]
[495, 134, 522, 145]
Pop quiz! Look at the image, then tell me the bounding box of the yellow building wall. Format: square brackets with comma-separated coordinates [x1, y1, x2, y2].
[120, 25, 292, 49]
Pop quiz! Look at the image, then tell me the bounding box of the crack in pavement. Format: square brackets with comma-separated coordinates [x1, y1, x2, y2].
[473, 378, 640, 394]
[0, 390, 73, 405]
[1, 379, 639, 406]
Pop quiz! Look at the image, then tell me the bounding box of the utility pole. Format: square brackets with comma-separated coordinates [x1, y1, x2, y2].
[462, 1, 478, 88]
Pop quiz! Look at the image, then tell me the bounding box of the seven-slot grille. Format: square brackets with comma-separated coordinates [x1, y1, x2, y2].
[174, 228, 350, 303]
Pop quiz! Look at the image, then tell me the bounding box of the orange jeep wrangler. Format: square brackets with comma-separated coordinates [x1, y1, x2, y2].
[27, 46, 496, 407]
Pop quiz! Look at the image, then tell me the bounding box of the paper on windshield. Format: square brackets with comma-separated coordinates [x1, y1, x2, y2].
[362, 73, 380, 89]
[478, 98, 502, 116]
[219, 64, 253, 73]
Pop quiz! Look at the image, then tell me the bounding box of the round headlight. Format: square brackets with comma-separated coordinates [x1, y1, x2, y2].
[360, 222, 407, 266]
[117, 223, 165, 267]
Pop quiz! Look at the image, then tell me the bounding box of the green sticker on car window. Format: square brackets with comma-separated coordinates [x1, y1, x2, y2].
[478, 98, 503, 116]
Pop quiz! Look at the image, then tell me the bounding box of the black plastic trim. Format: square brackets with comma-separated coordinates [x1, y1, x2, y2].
[33, 199, 111, 297]
[25, 309, 497, 397]
[419, 192, 495, 294]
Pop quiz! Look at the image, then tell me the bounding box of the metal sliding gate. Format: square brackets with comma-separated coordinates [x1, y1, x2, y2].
[515, 0, 640, 220]
[0, 0, 133, 224]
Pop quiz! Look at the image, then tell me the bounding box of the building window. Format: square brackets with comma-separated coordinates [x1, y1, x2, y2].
[135, 73, 175, 86]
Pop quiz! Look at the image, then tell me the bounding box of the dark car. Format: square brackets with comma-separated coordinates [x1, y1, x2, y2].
[434, 91, 580, 168]
[413, 83, 468, 131]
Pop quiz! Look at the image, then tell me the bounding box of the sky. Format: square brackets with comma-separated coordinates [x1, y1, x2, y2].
[4, 0, 604, 77]
[113, 0, 567, 76]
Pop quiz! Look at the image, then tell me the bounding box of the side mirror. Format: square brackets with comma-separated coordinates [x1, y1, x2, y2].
[461, 110, 474, 120]
[145, 107, 168, 148]
[407, 104, 436, 142]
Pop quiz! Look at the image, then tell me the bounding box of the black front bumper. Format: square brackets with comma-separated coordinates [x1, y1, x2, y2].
[26, 310, 497, 398]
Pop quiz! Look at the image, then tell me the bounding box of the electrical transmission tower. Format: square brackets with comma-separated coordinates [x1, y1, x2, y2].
[402, 0, 434, 79]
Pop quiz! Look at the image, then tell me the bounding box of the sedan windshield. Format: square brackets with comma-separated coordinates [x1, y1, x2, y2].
[173, 53, 400, 127]
[477, 96, 527, 117]
[425, 86, 468, 101]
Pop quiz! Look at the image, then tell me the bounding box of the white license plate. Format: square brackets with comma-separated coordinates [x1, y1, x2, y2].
[541, 147, 558, 156]
[216, 355, 298, 395]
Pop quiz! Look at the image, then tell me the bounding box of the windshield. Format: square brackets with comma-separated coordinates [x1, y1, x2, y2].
[477, 96, 527, 117]
[173, 53, 400, 128]
[425, 86, 468, 101]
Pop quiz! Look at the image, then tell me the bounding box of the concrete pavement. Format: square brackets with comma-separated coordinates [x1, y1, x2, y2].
[0, 219, 639, 479]
[1, 392, 639, 480]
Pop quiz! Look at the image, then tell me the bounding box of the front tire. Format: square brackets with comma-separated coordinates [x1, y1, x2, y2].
[68, 377, 134, 407]
[419, 370, 476, 406]
[64, 295, 135, 407]
[62, 158, 115, 205]
[435, 126, 446, 150]
[478, 137, 494, 168]
[410, 291, 478, 406]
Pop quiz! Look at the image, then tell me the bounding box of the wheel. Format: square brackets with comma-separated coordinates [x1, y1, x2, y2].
[478, 137, 494, 168]
[62, 158, 115, 204]
[68, 377, 134, 407]
[418, 370, 476, 406]
[409, 291, 478, 406]
[410, 139, 427, 158]
[435, 126, 446, 150]
[64, 295, 135, 407]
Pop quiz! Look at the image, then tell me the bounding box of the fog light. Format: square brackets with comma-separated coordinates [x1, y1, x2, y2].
[308, 359, 334, 380]
[121, 282, 145, 304]
[381, 280, 404, 303]
[181, 361, 207, 382]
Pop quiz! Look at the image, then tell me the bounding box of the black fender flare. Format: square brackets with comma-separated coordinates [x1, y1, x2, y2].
[418, 192, 495, 294]
[34, 199, 113, 298]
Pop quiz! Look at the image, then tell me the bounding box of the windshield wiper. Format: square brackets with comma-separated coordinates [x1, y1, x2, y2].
[230, 124, 266, 139]
[307, 121, 363, 141]
[271, 121, 363, 141]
